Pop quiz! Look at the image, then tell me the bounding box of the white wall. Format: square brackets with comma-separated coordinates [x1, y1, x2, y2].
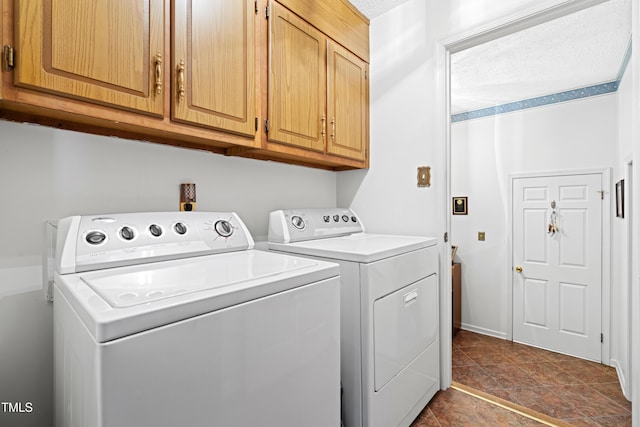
[612, 50, 634, 398]
[337, 0, 544, 237]
[0, 120, 336, 427]
[450, 94, 618, 338]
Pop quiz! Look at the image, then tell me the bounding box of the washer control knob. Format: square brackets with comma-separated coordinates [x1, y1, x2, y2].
[215, 220, 233, 237]
[174, 222, 187, 235]
[120, 226, 136, 241]
[149, 224, 163, 237]
[333, 215, 339, 222]
[351, 216, 357, 222]
[342, 215, 349, 222]
[323, 215, 330, 223]
[291, 215, 305, 230]
[86, 231, 106, 245]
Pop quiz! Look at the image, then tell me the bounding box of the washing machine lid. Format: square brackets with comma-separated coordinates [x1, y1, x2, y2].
[54, 250, 339, 342]
[269, 233, 438, 263]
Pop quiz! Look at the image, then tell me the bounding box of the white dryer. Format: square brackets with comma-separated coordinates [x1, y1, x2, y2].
[268, 208, 440, 427]
[54, 211, 340, 427]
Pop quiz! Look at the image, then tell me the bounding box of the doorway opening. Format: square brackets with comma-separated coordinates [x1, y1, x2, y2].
[438, 0, 632, 415]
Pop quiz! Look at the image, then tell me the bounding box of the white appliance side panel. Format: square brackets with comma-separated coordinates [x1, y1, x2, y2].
[334, 260, 363, 427]
[373, 274, 438, 390]
[54, 286, 99, 427]
[268, 251, 364, 427]
[99, 277, 340, 427]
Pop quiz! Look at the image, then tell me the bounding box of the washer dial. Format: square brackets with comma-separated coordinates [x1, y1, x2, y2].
[291, 215, 305, 230]
[149, 224, 163, 237]
[174, 222, 187, 235]
[214, 220, 233, 238]
[119, 226, 136, 241]
[86, 230, 107, 245]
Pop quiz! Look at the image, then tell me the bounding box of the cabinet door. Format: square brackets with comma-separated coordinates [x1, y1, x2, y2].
[172, 0, 256, 137]
[268, 1, 326, 152]
[15, 0, 164, 116]
[327, 41, 369, 161]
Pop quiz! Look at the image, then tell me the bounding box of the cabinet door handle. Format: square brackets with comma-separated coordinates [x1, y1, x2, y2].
[154, 53, 162, 96]
[177, 60, 186, 102]
[331, 118, 336, 142]
[322, 116, 326, 140]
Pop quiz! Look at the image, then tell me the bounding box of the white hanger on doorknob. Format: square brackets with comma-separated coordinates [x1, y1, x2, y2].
[548, 200, 559, 235]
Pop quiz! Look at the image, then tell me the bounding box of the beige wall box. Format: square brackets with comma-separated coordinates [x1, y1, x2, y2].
[417, 166, 431, 187]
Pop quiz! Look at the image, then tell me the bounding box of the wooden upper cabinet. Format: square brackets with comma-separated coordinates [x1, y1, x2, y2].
[327, 41, 368, 161]
[172, 0, 256, 137]
[268, 1, 326, 152]
[14, 0, 164, 116]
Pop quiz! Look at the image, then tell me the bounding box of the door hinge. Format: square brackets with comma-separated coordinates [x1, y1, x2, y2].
[3, 45, 15, 71]
[600, 190, 605, 200]
[265, 6, 270, 19]
[255, 0, 258, 15]
[264, 119, 269, 133]
[444, 232, 449, 243]
[601, 333, 603, 343]
[255, 117, 259, 132]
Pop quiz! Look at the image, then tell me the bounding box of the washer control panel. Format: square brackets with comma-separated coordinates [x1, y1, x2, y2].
[56, 212, 254, 274]
[268, 208, 364, 243]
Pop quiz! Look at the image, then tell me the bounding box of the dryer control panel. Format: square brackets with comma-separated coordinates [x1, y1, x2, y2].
[268, 208, 364, 243]
[56, 212, 254, 274]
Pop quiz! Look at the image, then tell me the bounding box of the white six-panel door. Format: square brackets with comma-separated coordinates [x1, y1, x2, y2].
[512, 173, 602, 361]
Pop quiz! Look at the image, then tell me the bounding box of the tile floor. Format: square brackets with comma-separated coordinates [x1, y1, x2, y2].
[411, 330, 632, 426]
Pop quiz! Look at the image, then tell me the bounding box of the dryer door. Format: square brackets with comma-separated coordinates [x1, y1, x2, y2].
[373, 273, 438, 391]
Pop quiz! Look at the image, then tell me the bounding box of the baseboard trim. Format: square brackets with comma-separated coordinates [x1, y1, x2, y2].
[610, 358, 632, 401]
[459, 323, 507, 340]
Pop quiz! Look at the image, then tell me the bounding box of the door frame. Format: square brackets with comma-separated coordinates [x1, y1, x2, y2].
[507, 168, 611, 363]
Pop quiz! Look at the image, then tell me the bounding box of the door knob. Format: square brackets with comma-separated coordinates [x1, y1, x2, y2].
[515, 266, 523, 273]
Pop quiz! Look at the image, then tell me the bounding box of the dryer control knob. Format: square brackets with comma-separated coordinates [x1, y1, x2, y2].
[215, 220, 233, 238]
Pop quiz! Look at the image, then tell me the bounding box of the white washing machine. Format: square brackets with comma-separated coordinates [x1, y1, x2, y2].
[53, 211, 340, 427]
[268, 208, 440, 427]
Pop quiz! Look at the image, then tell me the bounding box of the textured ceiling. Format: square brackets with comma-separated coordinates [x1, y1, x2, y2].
[349, 0, 631, 116]
[451, 0, 631, 114]
[348, 0, 412, 19]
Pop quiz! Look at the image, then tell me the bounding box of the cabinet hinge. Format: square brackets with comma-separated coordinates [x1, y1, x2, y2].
[265, 6, 270, 19]
[255, 117, 259, 132]
[365, 70, 368, 80]
[601, 333, 604, 343]
[255, 0, 258, 14]
[3, 45, 15, 72]
[264, 119, 269, 133]
[444, 232, 449, 243]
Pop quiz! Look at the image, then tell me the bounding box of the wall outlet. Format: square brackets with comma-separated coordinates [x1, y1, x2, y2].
[478, 231, 485, 241]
